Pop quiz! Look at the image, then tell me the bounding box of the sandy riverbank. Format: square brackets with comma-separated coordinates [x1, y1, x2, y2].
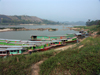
[0, 29, 13, 32]
[67, 27, 88, 31]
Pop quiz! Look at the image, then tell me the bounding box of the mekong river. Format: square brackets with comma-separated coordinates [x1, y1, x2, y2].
[0, 25, 79, 40]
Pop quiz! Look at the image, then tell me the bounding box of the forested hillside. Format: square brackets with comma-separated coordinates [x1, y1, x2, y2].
[0, 15, 60, 25]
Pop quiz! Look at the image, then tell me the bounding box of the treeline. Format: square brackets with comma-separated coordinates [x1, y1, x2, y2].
[62, 21, 86, 25]
[0, 19, 60, 25]
[1, 19, 33, 24]
[86, 20, 100, 26]
[42, 19, 60, 25]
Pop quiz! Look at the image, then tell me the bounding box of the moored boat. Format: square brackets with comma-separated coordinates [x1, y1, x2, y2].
[30, 35, 68, 41]
[0, 48, 26, 56]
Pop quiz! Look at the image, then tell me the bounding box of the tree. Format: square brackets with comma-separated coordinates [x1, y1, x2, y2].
[86, 20, 100, 26]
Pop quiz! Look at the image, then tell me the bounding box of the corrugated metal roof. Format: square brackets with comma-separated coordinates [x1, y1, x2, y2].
[75, 33, 82, 35]
[20, 40, 28, 43]
[51, 40, 62, 42]
[0, 48, 7, 51]
[31, 35, 67, 37]
[6, 48, 23, 50]
[0, 45, 22, 48]
[5, 39, 21, 41]
[59, 39, 67, 40]
[0, 39, 6, 40]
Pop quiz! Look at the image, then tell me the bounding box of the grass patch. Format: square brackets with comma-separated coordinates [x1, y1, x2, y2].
[74, 25, 99, 32]
[0, 50, 54, 75]
[40, 36, 100, 75]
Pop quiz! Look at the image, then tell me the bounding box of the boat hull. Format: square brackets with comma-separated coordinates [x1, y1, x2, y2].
[40, 46, 52, 51]
[0, 54, 21, 56]
[65, 40, 77, 43]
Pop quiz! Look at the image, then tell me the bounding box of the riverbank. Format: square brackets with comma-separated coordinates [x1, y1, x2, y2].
[0, 27, 58, 32]
[67, 27, 89, 31]
[0, 25, 100, 75]
[0, 28, 13, 32]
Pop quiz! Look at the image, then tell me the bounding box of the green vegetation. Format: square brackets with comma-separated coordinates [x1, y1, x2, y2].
[1, 19, 33, 25]
[86, 20, 100, 26]
[0, 50, 54, 75]
[74, 25, 100, 35]
[0, 15, 61, 25]
[42, 19, 60, 25]
[40, 36, 100, 75]
[74, 25, 98, 31]
[0, 27, 24, 29]
[62, 21, 86, 25]
[97, 23, 100, 35]
[74, 22, 100, 35]
[0, 19, 60, 25]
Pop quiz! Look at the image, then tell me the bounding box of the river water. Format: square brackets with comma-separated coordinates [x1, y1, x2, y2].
[0, 25, 79, 40]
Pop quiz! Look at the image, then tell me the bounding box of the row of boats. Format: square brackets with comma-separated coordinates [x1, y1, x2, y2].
[0, 34, 78, 57]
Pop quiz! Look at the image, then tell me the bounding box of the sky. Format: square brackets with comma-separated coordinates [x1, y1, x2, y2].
[0, 0, 100, 22]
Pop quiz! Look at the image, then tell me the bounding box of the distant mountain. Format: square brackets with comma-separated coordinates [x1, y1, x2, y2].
[62, 21, 86, 25]
[0, 15, 60, 25]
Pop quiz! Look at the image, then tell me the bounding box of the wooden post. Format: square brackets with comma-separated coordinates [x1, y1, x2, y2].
[17, 57, 19, 62]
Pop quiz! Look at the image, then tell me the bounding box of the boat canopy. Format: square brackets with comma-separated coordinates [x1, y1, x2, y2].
[0, 45, 22, 48]
[20, 40, 28, 43]
[0, 48, 24, 51]
[75, 33, 82, 36]
[7, 40, 21, 42]
[31, 35, 67, 37]
[58, 39, 67, 41]
[0, 39, 6, 41]
[6, 48, 23, 51]
[0, 48, 7, 51]
[51, 40, 62, 42]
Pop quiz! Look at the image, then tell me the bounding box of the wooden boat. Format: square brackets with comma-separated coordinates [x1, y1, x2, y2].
[30, 35, 68, 41]
[65, 37, 77, 43]
[0, 48, 26, 56]
[0, 48, 7, 56]
[0, 36, 77, 55]
[50, 40, 62, 46]
[30, 34, 77, 44]
[31, 40, 62, 51]
[32, 43, 51, 51]
[40, 46, 52, 51]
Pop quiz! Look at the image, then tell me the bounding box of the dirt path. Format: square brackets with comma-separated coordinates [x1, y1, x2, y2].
[54, 44, 76, 51]
[54, 38, 86, 51]
[31, 60, 44, 75]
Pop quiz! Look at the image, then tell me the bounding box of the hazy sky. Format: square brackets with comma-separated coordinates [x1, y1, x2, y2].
[0, 0, 100, 22]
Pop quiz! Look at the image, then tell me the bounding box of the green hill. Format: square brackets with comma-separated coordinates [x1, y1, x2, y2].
[0, 15, 60, 25]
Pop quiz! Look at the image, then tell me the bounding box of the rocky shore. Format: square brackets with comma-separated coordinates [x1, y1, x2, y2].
[0, 28, 58, 32]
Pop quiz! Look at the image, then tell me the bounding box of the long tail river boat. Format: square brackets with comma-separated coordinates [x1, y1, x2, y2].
[0, 34, 78, 56]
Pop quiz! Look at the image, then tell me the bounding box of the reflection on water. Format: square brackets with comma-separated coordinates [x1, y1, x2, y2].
[0, 25, 79, 40]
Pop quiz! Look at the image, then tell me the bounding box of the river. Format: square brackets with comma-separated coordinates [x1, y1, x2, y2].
[0, 25, 79, 40]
